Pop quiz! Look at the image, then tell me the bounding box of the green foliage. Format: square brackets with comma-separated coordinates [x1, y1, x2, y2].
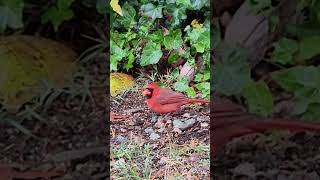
[213, 0, 320, 119]
[110, 0, 210, 98]
[299, 36, 320, 60]
[243, 80, 273, 117]
[0, 0, 24, 33]
[271, 38, 298, 65]
[41, 0, 75, 31]
[271, 66, 320, 120]
[213, 47, 251, 96]
[140, 41, 163, 66]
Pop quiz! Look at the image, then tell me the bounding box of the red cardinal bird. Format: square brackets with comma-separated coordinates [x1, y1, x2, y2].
[142, 83, 209, 113]
[212, 97, 320, 157]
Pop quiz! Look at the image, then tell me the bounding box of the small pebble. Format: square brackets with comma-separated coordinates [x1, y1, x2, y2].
[144, 127, 154, 134]
[150, 132, 160, 140]
[182, 113, 191, 118]
[200, 122, 209, 127]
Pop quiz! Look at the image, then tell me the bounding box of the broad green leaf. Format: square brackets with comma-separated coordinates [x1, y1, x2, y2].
[147, 30, 163, 44]
[166, 0, 176, 3]
[165, 6, 187, 28]
[124, 50, 135, 71]
[176, 0, 191, 6]
[163, 29, 183, 49]
[41, 0, 75, 31]
[302, 103, 320, 121]
[110, 40, 126, 71]
[168, 51, 179, 64]
[190, 0, 207, 10]
[271, 66, 320, 93]
[141, 3, 163, 20]
[140, 41, 163, 66]
[271, 38, 298, 65]
[195, 82, 210, 98]
[186, 86, 196, 98]
[243, 80, 273, 117]
[272, 66, 320, 119]
[186, 26, 210, 53]
[0, 0, 24, 32]
[117, 4, 136, 28]
[299, 36, 320, 60]
[0, 35, 77, 112]
[174, 77, 189, 92]
[213, 47, 251, 95]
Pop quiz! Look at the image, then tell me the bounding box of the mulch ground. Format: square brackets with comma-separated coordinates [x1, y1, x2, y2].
[0, 59, 108, 179]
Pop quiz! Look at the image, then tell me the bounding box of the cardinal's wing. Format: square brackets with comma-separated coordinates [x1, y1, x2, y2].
[155, 89, 189, 105]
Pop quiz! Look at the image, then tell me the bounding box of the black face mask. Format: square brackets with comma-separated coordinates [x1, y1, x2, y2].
[145, 88, 153, 99]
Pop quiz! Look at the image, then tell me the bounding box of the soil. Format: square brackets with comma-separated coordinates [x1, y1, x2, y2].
[0, 59, 108, 179]
[213, 132, 320, 179]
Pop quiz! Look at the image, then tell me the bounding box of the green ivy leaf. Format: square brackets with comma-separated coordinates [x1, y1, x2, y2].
[124, 50, 135, 71]
[186, 26, 210, 53]
[186, 86, 196, 98]
[213, 47, 251, 95]
[271, 66, 320, 93]
[243, 80, 273, 117]
[176, 0, 191, 7]
[195, 82, 210, 98]
[272, 66, 320, 119]
[140, 41, 163, 66]
[163, 29, 183, 49]
[41, 0, 75, 31]
[174, 77, 189, 92]
[165, 6, 187, 28]
[110, 41, 126, 71]
[0, 0, 24, 33]
[166, 0, 176, 4]
[299, 36, 320, 60]
[117, 4, 136, 29]
[189, 0, 207, 10]
[271, 38, 298, 65]
[302, 103, 320, 121]
[168, 51, 179, 64]
[141, 3, 163, 20]
[147, 30, 163, 44]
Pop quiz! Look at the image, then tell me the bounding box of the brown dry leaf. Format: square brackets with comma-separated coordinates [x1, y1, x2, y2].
[0, 35, 77, 112]
[133, 135, 146, 147]
[177, 47, 185, 55]
[110, 112, 129, 123]
[178, 62, 195, 83]
[0, 164, 61, 180]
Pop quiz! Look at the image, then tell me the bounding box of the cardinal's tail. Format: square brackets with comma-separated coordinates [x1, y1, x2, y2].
[188, 98, 210, 104]
[246, 119, 320, 133]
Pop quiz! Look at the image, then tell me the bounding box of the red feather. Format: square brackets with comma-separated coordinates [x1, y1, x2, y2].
[142, 83, 209, 113]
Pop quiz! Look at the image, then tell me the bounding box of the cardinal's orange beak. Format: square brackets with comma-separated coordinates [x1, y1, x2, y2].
[142, 89, 151, 96]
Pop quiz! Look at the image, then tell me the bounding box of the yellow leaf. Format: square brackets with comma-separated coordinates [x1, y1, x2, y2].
[110, 73, 134, 97]
[110, 0, 123, 16]
[0, 35, 78, 112]
[191, 19, 203, 29]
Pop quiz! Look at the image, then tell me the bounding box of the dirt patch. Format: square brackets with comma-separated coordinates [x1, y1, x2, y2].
[0, 60, 107, 179]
